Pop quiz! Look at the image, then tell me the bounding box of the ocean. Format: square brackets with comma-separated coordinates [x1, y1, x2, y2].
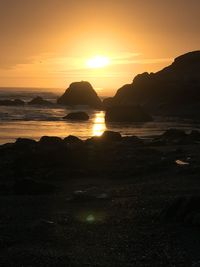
[0, 87, 200, 144]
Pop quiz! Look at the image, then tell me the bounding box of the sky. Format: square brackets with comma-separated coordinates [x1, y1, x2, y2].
[0, 0, 199, 95]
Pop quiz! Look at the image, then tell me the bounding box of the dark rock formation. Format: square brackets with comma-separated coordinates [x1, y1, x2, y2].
[28, 96, 53, 106]
[57, 81, 102, 109]
[63, 135, 84, 144]
[108, 51, 200, 117]
[101, 131, 122, 142]
[86, 130, 121, 145]
[15, 138, 37, 148]
[105, 105, 153, 122]
[63, 112, 89, 121]
[39, 136, 63, 146]
[0, 99, 25, 106]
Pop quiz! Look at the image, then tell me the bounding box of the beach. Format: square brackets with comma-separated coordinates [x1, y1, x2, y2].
[0, 129, 200, 266]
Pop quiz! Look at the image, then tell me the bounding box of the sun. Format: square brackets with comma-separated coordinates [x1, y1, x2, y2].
[86, 55, 110, 68]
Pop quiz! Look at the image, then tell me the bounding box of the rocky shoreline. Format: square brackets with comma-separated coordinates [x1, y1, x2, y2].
[1, 128, 200, 196]
[1, 129, 200, 266]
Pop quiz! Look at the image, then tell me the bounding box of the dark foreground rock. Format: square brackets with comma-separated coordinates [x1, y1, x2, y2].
[105, 105, 153, 122]
[28, 96, 53, 106]
[57, 81, 102, 108]
[101, 130, 122, 142]
[39, 136, 63, 146]
[63, 111, 89, 121]
[86, 131, 122, 145]
[63, 135, 84, 144]
[15, 138, 37, 147]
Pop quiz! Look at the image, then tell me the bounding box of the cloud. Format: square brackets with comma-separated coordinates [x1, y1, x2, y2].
[111, 53, 172, 65]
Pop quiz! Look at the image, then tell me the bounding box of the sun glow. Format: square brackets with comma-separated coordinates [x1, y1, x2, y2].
[86, 55, 110, 69]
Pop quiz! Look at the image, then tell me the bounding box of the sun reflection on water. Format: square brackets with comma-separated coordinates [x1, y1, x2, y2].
[92, 111, 106, 136]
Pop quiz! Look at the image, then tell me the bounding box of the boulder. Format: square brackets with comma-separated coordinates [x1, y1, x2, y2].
[39, 136, 63, 146]
[63, 135, 84, 144]
[101, 131, 122, 142]
[105, 105, 153, 122]
[28, 96, 53, 106]
[63, 112, 89, 121]
[86, 131, 121, 144]
[15, 138, 37, 148]
[57, 81, 102, 108]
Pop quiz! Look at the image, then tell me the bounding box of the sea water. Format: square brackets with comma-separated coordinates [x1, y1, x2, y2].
[0, 88, 200, 144]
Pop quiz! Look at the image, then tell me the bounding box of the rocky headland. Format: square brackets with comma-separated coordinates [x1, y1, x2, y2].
[104, 51, 200, 118]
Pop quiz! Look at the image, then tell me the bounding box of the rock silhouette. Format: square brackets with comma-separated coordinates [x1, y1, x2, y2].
[28, 96, 53, 106]
[105, 105, 153, 122]
[107, 51, 200, 117]
[57, 81, 102, 109]
[63, 111, 89, 121]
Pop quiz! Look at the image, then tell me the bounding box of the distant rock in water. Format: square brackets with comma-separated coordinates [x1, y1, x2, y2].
[57, 81, 102, 109]
[0, 99, 25, 106]
[63, 111, 89, 121]
[28, 96, 53, 106]
[105, 105, 153, 122]
[108, 51, 200, 117]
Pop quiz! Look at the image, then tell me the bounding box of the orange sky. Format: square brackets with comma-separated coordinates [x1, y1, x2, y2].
[0, 0, 199, 96]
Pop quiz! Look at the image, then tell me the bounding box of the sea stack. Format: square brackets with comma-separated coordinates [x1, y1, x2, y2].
[57, 81, 102, 109]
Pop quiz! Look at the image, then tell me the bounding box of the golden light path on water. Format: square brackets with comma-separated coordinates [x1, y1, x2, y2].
[92, 111, 106, 136]
[0, 109, 108, 144]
